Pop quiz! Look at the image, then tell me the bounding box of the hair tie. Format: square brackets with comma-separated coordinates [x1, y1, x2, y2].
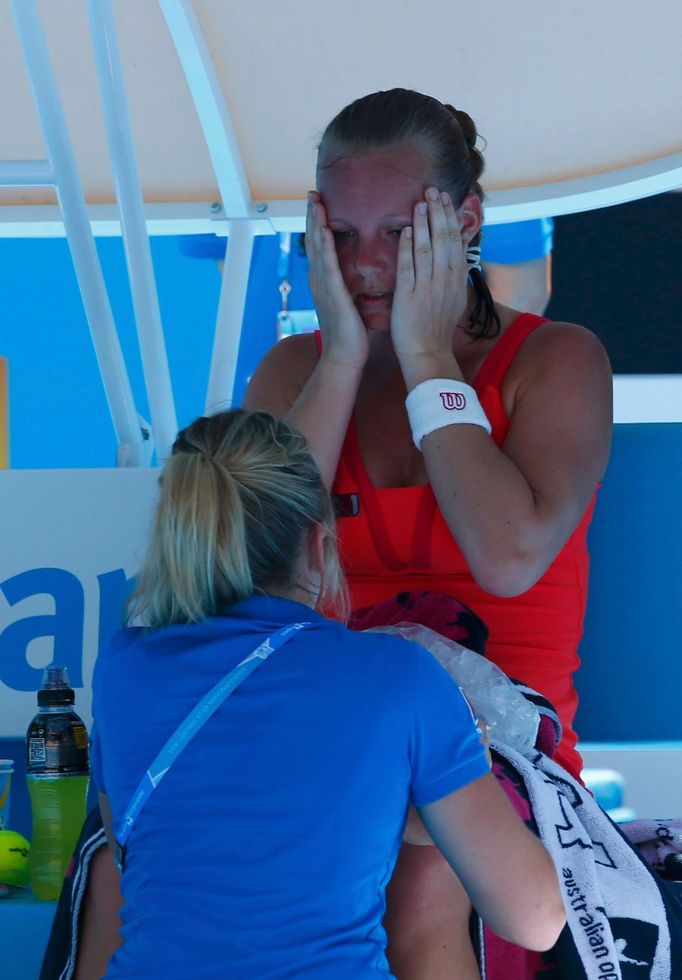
[466, 244, 482, 273]
[176, 442, 215, 468]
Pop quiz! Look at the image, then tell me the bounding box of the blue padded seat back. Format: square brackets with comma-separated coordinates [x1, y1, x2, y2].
[575, 422, 682, 741]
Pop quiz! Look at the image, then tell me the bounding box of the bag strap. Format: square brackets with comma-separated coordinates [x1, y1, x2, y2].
[114, 620, 311, 870]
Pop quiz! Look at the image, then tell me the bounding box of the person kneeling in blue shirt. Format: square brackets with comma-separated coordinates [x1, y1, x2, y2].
[91, 407, 565, 978]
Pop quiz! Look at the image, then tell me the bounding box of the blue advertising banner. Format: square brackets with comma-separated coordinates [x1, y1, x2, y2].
[0, 468, 158, 735]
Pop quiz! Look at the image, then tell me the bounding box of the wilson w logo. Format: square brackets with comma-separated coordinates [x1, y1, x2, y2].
[439, 391, 466, 410]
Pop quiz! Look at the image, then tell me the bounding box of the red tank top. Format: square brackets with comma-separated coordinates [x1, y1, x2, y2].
[326, 314, 596, 779]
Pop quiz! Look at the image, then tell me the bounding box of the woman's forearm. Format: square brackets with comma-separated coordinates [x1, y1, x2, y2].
[243, 336, 364, 491]
[399, 326, 612, 595]
[421, 426, 577, 595]
[285, 355, 364, 489]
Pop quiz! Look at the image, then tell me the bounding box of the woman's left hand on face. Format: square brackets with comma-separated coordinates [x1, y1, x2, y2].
[390, 187, 469, 367]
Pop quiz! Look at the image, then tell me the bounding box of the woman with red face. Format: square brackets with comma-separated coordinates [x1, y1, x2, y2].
[245, 89, 612, 978]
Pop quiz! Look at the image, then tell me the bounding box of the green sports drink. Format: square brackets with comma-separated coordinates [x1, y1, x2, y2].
[26, 666, 89, 901]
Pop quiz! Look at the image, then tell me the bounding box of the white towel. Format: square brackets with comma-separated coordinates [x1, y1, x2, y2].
[491, 742, 677, 979]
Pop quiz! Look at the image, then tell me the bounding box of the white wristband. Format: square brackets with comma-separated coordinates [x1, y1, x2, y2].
[405, 379, 492, 450]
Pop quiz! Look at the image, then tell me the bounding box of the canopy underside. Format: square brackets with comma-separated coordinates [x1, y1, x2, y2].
[1, 0, 681, 229]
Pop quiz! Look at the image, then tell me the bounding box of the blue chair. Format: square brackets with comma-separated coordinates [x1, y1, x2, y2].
[577, 422, 682, 741]
[576, 422, 682, 816]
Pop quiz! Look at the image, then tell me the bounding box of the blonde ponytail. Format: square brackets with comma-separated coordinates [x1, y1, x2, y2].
[127, 409, 346, 627]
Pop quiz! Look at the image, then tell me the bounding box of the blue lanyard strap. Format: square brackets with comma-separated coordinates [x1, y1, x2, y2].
[114, 620, 311, 869]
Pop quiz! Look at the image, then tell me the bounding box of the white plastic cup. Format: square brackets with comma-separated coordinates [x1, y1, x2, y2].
[0, 760, 13, 830]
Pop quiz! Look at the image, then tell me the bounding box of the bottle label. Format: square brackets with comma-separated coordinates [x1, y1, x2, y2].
[26, 713, 90, 775]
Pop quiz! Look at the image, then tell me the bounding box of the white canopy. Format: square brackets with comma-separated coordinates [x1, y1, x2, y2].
[1, 0, 681, 232]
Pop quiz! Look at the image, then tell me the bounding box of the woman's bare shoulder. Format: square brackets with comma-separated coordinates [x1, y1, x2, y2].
[508, 318, 611, 386]
[533, 317, 606, 344]
[243, 333, 319, 413]
[498, 318, 612, 453]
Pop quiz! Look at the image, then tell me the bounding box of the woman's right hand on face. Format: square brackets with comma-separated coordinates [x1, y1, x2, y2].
[307, 191, 369, 369]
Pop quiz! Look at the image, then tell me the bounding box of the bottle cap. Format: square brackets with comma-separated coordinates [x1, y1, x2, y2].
[37, 665, 75, 707]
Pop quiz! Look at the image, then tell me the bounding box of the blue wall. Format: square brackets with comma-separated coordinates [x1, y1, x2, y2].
[0, 233, 312, 468]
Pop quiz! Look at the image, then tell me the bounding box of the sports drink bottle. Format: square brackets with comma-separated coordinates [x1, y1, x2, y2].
[26, 666, 89, 900]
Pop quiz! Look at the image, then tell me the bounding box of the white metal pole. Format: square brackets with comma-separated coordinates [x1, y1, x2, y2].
[88, 0, 177, 463]
[204, 222, 256, 414]
[11, 0, 144, 466]
[158, 0, 267, 415]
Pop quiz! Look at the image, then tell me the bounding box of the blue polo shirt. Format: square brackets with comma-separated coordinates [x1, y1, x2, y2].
[91, 595, 489, 978]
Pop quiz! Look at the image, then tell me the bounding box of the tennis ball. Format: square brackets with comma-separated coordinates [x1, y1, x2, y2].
[0, 830, 30, 887]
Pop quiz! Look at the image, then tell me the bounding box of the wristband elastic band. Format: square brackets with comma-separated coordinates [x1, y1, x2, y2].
[405, 379, 492, 450]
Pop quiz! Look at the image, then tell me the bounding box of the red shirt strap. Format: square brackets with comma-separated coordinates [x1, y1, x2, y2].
[474, 313, 548, 393]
